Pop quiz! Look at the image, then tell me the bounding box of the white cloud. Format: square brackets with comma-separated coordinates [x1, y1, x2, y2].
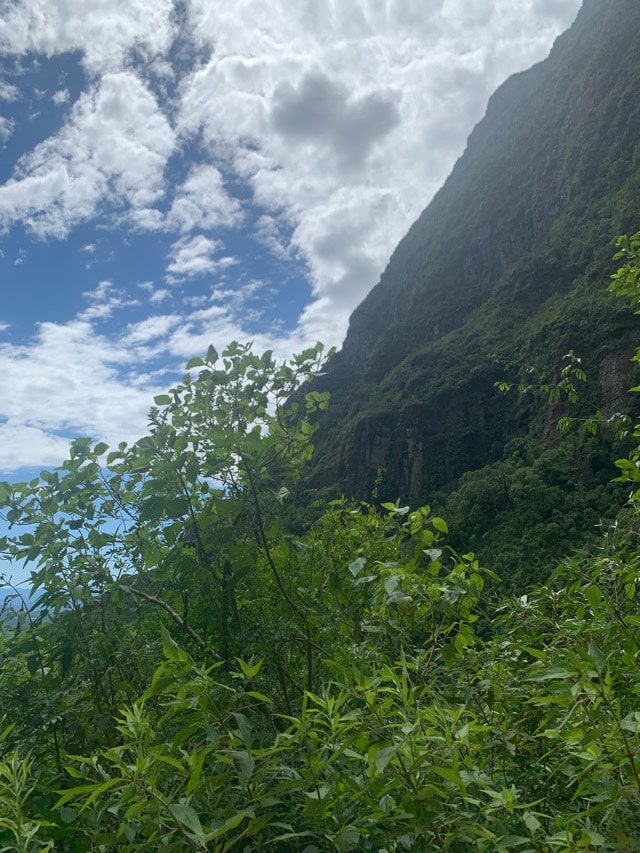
[130, 163, 244, 235]
[123, 312, 181, 345]
[128, 207, 167, 232]
[0, 81, 20, 101]
[79, 279, 139, 321]
[532, 0, 580, 25]
[52, 88, 70, 105]
[0, 320, 162, 463]
[0, 72, 175, 238]
[0, 423, 72, 473]
[0, 0, 175, 72]
[166, 234, 237, 283]
[254, 214, 289, 259]
[167, 164, 243, 232]
[0, 304, 302, 472]
[0, 116, 15, 144]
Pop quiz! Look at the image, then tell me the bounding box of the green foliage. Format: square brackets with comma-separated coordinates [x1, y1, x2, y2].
[2, 235, 640, 849]
[0, 730, 55, 852]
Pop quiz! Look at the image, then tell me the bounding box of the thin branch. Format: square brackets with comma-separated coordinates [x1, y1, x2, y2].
[121, 584, 222, 662]
[239, 451, 314, 690]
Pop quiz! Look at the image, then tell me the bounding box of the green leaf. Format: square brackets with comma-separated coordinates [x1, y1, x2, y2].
[584, 584, 602, 608]
[235, 658, 263, 679]
[156, 753, 187, 773]
[231, 712, 253, 749]
[55, 778, 123, 809]
[186, 750, 207, 797]
[621, 712, 640, 732]
[245, 691, 273, 703]
[161, 626, 193, 664]
[63, 765, 85, 780]
[305, 786, 329, 800]
[154, 394, 172, 406]
[431, 517, 448, 534]
[368, 743, 396, 773]
[431, 766, 464, 786]
[337, 828, 361, 849]
[588, 639, 606, 675]
[204, 809, 253, 842]
[185, 357, 205, 369]
[231, 750, 255, 788]
[58, 806, 78, 824]
[348, 557, 366, 577]
[168, 803, 204, 838]
[500, 837, 534, 848]
[138, 495, 166, 522]
[526, 665, 572, 682]
[384, 575, 400, 594]
[524, 813, 542, 833]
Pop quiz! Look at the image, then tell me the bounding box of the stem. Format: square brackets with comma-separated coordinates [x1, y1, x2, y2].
[239, 453, 314, 691]
[122, 585, 222, 662]
[221, 559, 231, 668]
[173, 466, 220, 583]
[596, 683, 640, 795]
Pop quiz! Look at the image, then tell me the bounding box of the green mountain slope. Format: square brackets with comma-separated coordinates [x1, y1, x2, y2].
[308, 0, 640, 585]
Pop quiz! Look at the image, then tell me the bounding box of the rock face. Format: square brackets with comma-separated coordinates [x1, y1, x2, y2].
[309, 0, 640, 512]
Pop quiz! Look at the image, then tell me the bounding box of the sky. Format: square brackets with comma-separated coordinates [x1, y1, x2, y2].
[0, 0, 583, 477]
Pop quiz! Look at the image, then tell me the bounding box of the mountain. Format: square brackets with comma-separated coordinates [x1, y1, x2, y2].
[307, 0, 640, 586]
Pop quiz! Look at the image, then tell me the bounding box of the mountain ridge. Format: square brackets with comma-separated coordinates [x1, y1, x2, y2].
[306, 0, 640, 584]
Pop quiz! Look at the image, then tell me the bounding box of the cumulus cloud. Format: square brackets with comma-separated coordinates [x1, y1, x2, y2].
[254, 214, 289, 259]
[52, 88, 70, 105]
[123, 312, 181, 346]
[0, 320, 162, 466]
[1, 0, 582, 340]
[271, 71, 400, 172]
[0, 0, 175, 72]
[0, 81, 20, 101]
[150, 289, 171, 304]
[79, 279, 139, 321]
[0, 300, 302, 471]
[166, 234, 237, 283]
[167, 164, 243, 232]
[0, 72, 175, 238]
[0, 423, 73, 472]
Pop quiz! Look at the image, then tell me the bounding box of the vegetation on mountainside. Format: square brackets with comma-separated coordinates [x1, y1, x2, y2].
[0, 236, 639, 850]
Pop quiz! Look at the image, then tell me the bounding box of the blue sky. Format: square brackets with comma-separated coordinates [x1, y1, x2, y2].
[0, 0, 582, 477]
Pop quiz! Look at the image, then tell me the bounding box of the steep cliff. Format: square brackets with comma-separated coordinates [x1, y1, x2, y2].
[308, 0, 640, 584]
